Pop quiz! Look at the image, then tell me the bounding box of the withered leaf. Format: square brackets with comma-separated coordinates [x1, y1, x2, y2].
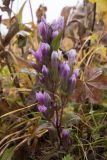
[0, 97, 10, 116]
[0, 6, 12, 15]
[3, 17, 19, 46]
[3, 0, 11, 7]
[74, 67, 107, 103]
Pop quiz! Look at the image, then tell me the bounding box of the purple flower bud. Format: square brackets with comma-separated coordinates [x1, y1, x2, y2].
[51, 16, 64, 32]
[44, 92, 51, 106]
[30, 62, 38, 70]
[68, 74, 76, 92]
[61, 129, 70, 149]
[68, 49, 77, 65]
[32, 43, 50, 63]
[38, 105, 47, 113]
[51, 51, 59, 68]
[73, 68, 80, 78]
[52, 31, 59, 40]
[40, 42, 50, 58]
[36, 91, 51, 106]
[36, 91, 45, 104]
[31, 48, 42, 63]
[62, 129, 70, 138]
[68, 69, 79, 92]
[42, 65, 49, 76]
[60, 62, 70, 78]
[38, 21, 48, 41]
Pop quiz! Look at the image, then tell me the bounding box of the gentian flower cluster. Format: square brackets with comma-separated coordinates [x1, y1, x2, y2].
[31, 16, 79, 148]
[38, 17, 64, 43]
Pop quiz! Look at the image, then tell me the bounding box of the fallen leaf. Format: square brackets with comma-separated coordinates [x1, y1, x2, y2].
[74, 67, 107, 103]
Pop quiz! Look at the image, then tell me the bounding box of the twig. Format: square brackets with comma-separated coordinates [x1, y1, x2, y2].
[28, 0, 34, 23]
[91, 3, 96, 32]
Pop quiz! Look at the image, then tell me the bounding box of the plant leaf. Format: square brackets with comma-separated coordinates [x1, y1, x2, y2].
[74, 67, 107, 103]
[17, 1, 26, 24]
[51, 31, 62, 50]
[62, 154, 73, 160]
[87, 75, 107, 90]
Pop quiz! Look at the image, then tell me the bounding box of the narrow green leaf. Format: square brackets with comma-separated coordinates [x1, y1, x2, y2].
[51, 32, 62, 50]
[17, 1, 26, 24]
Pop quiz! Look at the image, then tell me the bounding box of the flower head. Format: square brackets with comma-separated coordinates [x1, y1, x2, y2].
[32, 43, 50, 63]
[51, 51, 59, 69]
[42, 65, 49, 76]
[40, 42, 50, 58]
[44, 92, 51, 106]
[36, 91, 51, 106]
[38, 105, 47, 113]
[31, 48, 42, 63]
[68, 49, 77, 65]
[62, 129, 70, 138]
[36, 91, 45, 104]
[61, 129, 70, 149]
[38, 19, 48, 41]
[68, 69, 79, 92]
[38, 105, 48, 117]
[68, 74, 76, 92]
[51, 16, 64, 32]
[52, 30, 59, 40]
[73, 68, 80, 77]
[60, 62, 70, 78]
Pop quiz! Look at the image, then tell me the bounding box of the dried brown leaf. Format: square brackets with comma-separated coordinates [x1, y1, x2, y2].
[74, 67, 107, 103]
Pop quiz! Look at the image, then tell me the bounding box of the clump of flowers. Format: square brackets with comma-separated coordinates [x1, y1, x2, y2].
[31, 17, 79, 148]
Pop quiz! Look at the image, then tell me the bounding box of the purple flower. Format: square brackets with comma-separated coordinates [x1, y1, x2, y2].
[62, 129, 70, 138]
[52, 31, 59, 40]
[44, 92, 51, 106]
[36, 91, 45, 104]
[68, 49, 77, 65]
[32, 43, 50, 63]
[38, 19, 48, 41]
[61, 129, 70, 149]
[36, 91, 51, 106]
[38, 105, 47, 113]
[31, 48, 42, 63]
[68, 74, 76, 92]
[51, 16, 64, 32]
[73, 68, 80, 77]
[51, 51, 59, 68]
[68, 69, 79, 92]
[60, 62, 70, 78]
[40, 42, 50, 58]
[42, 65, 49, 76]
